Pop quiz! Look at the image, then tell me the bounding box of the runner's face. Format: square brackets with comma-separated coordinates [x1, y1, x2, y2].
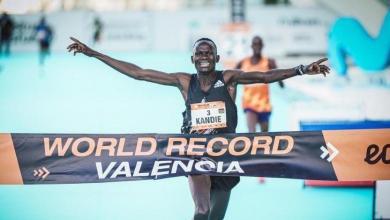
[192, 43, 219, 74]
[251, 37, 263, 56]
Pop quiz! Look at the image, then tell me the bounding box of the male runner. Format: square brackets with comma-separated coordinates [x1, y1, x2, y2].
[236, 36, 284, 133]
[67, 37, 329, 220]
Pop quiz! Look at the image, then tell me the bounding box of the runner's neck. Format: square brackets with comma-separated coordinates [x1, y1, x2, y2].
[197, 71, 217, 88]
[251, 54, 263, 64]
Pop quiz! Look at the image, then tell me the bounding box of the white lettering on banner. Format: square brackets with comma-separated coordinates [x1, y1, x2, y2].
[111, 162, 131, 178]
[195, 161, 216, 172]
[133, 161, 149, 176]
[171, 160, 194, 173]
[151, 161, 172, 176]
[95, 160, 244, 179]
[224, 161, 243, 173]
[96, 162, 116, 179]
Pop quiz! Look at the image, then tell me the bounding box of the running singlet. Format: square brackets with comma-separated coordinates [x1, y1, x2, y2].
[241, 57, 272, 113]
[182, 71, 237, 134]
[181, 71, 239, 190]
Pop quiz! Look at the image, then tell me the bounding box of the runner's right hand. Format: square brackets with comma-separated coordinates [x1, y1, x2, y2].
[67, 37, 94, 57]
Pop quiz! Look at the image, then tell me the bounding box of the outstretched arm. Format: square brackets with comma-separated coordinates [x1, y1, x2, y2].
[268, 58, 284, 88]
[226, 58, 330, 84]
[67, 37, 190, 87]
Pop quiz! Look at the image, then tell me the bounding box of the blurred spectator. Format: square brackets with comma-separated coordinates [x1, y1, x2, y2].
[236, 36, 284, 134]
[0, 12, 14, 56]
[236, 35, 284, 184]
[93, 16, 103, 44]
[36, 16, 53, 65]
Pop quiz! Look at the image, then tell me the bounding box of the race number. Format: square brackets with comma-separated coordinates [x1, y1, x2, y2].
[191, 101, 227, 131]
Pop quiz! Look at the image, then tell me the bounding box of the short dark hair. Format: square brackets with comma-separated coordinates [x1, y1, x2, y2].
[192, 38, 217, 55]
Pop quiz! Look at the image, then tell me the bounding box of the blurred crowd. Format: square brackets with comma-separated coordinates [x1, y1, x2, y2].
[0, 13, 54, 65]
[0, 12, 14, 56]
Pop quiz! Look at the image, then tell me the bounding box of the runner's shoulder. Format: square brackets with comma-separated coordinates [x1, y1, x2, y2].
[268, 58, 277, 69]
[222, 69, 243, 84]
[171, 72, 192, 87]
[172, 72, 192, 81]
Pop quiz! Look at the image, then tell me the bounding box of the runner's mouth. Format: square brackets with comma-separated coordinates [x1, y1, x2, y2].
[199, 61, 210, 68]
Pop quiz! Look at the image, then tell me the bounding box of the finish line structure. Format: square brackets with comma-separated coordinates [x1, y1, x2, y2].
[0, 129, 389, 184]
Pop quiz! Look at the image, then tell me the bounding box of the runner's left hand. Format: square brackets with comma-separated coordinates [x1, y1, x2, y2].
[304, 58, 330, 77]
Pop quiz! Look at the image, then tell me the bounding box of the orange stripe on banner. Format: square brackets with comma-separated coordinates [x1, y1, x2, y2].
[0, 134, 23, 184]
[323, 129, 390, 181]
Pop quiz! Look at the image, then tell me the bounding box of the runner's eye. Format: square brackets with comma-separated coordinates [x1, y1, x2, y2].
[195, 52, 213, 57]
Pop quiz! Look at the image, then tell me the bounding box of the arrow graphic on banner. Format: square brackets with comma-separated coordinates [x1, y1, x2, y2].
[33, 167, 50, 180]
[320, 142, 339, 162]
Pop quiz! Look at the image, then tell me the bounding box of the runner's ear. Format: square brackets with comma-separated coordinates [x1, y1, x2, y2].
[191, 55, 195, 64]
[216, 55, 220, 63]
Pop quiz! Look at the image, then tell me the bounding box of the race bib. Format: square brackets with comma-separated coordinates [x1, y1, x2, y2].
[191, 101, 227, 131]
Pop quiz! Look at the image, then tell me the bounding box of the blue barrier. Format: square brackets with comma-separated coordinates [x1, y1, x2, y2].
[300, 120, 390, 131]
